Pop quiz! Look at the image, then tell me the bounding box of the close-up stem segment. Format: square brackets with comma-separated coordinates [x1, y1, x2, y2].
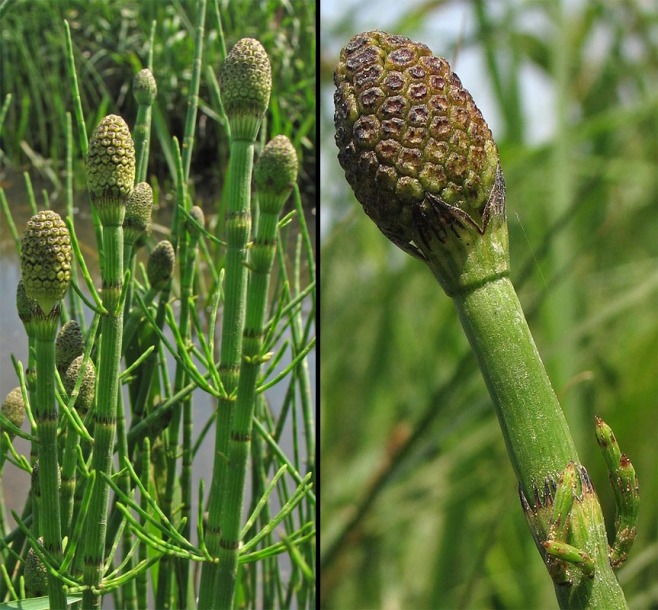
[334, 30, 636, 609]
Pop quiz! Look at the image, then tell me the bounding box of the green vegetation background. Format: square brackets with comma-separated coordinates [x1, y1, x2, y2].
[320, 1, 658, 608]
[1, 0, 316, 206]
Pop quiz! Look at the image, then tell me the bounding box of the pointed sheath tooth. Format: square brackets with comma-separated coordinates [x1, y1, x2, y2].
[220, 38, 272, 141]
[20, 210, 72, 315]
[254, 135, 299, 214]
[334, 30, 500, 254]
[86, 114, 136, 225]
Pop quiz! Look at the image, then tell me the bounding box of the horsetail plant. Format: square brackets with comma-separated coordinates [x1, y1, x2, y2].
[334, 30, 637, 609]
[82, 113, 135, 609]
[19, 209, 72, 608]
[214, 135, 298, 607]
[198, 36, 272, 609]
[1, 5, 315, 606]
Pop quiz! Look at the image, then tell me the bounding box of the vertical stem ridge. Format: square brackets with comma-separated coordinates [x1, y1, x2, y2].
[34, 326, 67, 609]
[199, 139, 253, 609]
[82, 225, 124, 609]
[215, 206, 282, 608]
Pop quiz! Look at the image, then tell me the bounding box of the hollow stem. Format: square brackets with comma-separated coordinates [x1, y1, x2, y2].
[453, 276, 577, 490]
[215, 187, 284, 609]
[441, 271, 627, 608]
[82, 224, 124, 609]
[198, 138, 254, 609]
[33, 312, 67, 609]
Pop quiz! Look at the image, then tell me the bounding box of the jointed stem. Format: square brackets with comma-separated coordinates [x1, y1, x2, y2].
[453, 276, 578, 495]
[215, 189, 283, 609]
[199, 138, 254, 609]
[451, 275, 627, 608]
[82, 225, 124, 609]
[34, 321, 67, 609]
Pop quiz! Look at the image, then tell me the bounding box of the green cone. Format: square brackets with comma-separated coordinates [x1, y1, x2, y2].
[56, 320, 84, 375]
[64, 355, 96, 417]
[254, 135, 298, 214]
[133, 68, 158, 106]
[1, 387, 25, 440]
[86, 114, 136, 225]
[220, 38, 272, 140]
[20, 210, 72, 315]
[187, 205, 205, 239]
[124, 181, 153, 245]
[147, 240, 176, 291]
[24, 538, 48, 597]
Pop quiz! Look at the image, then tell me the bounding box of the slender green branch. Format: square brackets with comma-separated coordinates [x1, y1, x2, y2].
[181, 0, 206, 182]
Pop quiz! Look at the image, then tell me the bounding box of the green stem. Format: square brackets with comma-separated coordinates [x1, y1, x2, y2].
[181, 0, 206, 181]
[198, 139, 254, 609]
[450, 276, 626, 608]
[215, 203, 281, 608]
[453, 277, 577, 491]
[133, 103, 152, 185]
[59, 414, 79, 536]
[82, 224, 124, 609]
[34, 316, 67, 609]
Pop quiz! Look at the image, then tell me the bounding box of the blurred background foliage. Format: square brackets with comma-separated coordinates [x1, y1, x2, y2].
[0, 0, 316, 209]
[321, 0, 657, 608]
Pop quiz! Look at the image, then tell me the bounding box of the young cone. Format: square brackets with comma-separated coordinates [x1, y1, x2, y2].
[24, 538, 49, 597]
[219, 37, 272, 140]
[1, 387, 25, 442]
[124, 181, 153, 250]
[133, 68, 157, 107]
[20, 210, 72, 316]
[147, 240, 176, 291]
[86, 114, 135, 226]
[56, 320, 84, 376]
